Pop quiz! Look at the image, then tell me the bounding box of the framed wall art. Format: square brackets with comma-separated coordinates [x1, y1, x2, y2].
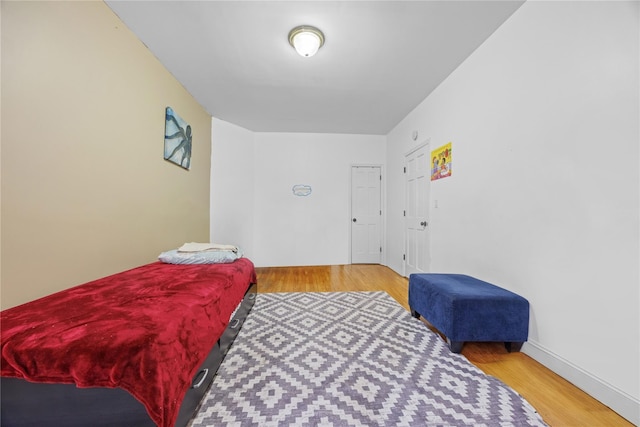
[431, 142, 452, 181]
[164, 107, 192, 170]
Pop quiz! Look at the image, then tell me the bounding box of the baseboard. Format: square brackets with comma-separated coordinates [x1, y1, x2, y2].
[523, 341, 640, 426]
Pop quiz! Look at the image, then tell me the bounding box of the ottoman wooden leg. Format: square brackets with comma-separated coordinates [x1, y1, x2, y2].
[446, 338, 464, 353]
[505, 342, 524, 353]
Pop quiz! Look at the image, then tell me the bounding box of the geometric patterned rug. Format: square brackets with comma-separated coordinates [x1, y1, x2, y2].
[189, 292, 548, 426]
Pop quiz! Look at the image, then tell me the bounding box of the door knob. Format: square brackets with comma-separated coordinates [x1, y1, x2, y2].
[352, 218, 357, 222]
[420, 221, 427, 227]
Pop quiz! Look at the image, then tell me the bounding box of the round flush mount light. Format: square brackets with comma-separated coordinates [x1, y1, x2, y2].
[288, 25, 325, 57]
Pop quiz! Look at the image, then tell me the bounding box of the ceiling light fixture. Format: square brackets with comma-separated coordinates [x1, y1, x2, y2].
[288, 25, 325, 57]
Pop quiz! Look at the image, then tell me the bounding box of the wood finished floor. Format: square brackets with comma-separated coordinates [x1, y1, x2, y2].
[255, 264, 633, 427]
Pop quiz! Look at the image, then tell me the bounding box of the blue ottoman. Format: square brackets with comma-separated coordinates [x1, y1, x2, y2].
[408, 274, 529, 353]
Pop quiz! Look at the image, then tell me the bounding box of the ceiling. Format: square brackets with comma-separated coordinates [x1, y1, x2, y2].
[106, 1, 524, 135]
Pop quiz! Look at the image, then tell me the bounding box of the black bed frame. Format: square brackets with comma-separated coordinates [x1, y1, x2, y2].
[1, 283, 257, 427]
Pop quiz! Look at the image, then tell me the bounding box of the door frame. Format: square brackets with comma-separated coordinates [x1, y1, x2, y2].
[349, 164, 385, 265]
[403, 140, 431, 277]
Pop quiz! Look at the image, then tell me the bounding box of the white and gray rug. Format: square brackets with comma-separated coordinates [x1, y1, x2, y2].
[190, 291, 547, 426]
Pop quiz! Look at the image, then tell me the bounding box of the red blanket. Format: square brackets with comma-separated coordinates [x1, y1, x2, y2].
[1, 259, 256, 427]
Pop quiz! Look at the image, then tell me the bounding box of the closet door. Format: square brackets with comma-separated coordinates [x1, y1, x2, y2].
[351, 166, 382, 264]
[405, 144, 430, 276]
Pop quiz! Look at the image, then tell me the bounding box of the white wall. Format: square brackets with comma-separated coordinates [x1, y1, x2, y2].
[386, 1, 639, 423]
[210, 118, 255, 257]
[252, 133, 386, 267]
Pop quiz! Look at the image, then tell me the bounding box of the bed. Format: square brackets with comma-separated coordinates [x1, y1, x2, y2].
[1, 257, 257, 427]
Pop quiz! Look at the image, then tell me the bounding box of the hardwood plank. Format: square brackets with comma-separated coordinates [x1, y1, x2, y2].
[255, 264, 633, 427]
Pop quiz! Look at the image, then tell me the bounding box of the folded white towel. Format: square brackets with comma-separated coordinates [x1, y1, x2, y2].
[178, 242, 238, 253]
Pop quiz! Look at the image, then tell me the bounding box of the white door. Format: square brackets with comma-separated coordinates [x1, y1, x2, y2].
[351, 166, 382, 264]
[405, 144, 430, 276]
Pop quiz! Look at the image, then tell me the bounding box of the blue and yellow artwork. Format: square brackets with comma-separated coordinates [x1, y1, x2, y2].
[164, 107, 192, 170]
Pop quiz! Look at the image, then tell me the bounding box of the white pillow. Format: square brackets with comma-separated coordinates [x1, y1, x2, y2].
[158, 248, 243, 265]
